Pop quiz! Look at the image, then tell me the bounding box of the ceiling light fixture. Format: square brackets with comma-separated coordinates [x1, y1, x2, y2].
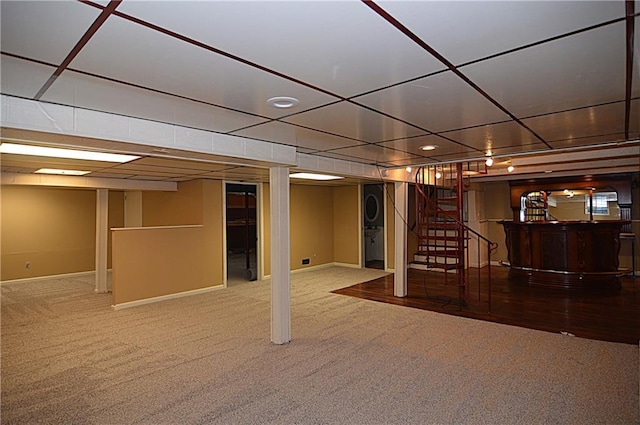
[485, 157, 494, 167]
[267, 96, 300, 109]
[289, 172, 343, 181]
[0, 143, 140, 163]
[34, 168, 91, 176]
[435, 171, 442, 179]
[507, 165, 515, 173]
[405, 166, 412, 173]
[420, 145, 438, 151]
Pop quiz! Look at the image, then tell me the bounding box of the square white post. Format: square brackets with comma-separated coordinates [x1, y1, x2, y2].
[95, 189, 109, 293]
[270, 167, 291, 344]
[394, 182, 408, 297]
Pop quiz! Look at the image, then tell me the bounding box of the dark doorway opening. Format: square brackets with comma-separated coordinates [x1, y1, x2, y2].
[226, 183, 257, 283]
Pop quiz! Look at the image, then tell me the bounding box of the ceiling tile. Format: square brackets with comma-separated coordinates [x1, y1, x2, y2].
[439, 121, 542, 155]
[523, 102, 625, 144]
[462, 22, 626, 118]
[355, 71, 510, 133]
[432, 143, 551, 163]
[378, 1, 625, 65]
[116, 1, 445, 97]
[320, 144, 422, 165]
[282, 101, 425, 143]
[378, 133, 479, 158]
[0, 55, 56, 99]
[231, 121, 365, 151]
[68, 15, 338, 118]
[0, 1, 101, 64]
[42, 71, 268, 133]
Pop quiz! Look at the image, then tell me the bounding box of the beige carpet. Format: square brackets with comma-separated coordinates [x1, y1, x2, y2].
[1, 266, 638, 424]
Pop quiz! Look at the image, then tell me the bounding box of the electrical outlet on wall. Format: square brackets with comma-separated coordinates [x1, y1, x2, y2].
[302, 258, 310, 265]
[25, 262, 30, 269]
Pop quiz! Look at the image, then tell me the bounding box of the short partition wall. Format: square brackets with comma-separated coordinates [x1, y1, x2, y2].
[111, 225, 220, 309]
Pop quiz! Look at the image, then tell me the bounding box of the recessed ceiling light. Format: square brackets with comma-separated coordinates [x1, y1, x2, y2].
[0, 143, 139, 163]
[290, 172, 343, 181]
[420, 145, 438, 151]
[267, 96, 300, 109]
[35, 168, 90, 176]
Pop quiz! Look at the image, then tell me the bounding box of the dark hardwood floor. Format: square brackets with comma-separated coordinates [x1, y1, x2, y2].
[332, 266, 640, 344]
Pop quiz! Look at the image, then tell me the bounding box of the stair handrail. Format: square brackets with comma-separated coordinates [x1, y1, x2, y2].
[415, 167, 498, 254]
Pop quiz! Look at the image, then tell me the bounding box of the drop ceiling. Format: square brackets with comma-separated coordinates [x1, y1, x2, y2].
[1, 0, 639, 184]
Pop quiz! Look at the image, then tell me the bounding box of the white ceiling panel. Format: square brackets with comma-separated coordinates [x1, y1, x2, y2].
[355, 70, 510, 133]
[378, 134, 479, 158]
[523, 102, 626, 143]
[1, 2, 637, 182]
[231, 121, 365, 151]
[42, 71, 268, 133]
[440, 122, 542, 155]
[282, 101, 425, 143]
[68, 14, 339, 118]
[319, 144, 423, 165]
[0, 56, 56, 99]
[0, 1, 101, 64]
[433, 143, 551, 163]
[462, 22, 626, 118]
[116, 0, 445, 97]
[378, 0, 625, 66]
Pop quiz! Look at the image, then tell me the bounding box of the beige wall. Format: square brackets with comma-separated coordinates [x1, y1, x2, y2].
[333, 185, 359, 265]
[112, 226, 210, 305]
[262, 182, 361, 275]
[202, 180, 224, 285]
[142, 180, 203, 226]
[139, 179, 224, 286]
[1, 186, 124, 281]
[290, 184, 334, 269]
[483, 181, 512, 263]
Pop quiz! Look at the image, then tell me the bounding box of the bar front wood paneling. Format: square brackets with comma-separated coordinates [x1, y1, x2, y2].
[499, 220, 629, 290]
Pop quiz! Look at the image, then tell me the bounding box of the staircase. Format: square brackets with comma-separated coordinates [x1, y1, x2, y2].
[412, 162, 496, 309]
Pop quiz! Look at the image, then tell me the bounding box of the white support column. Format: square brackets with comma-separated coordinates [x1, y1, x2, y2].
[270, 167, 291, 344]
[394, 182, 408, 297]
[95, 189, 109, 293]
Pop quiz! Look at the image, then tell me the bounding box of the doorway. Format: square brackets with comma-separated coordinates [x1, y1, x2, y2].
[225, 183, 258, 285]
[363, 184, 385, 270]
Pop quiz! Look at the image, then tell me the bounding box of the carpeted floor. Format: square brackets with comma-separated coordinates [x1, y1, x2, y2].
[1, 266, 638, 424]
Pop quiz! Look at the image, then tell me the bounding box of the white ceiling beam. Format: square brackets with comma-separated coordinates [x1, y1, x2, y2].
[1, 172, 177, 191]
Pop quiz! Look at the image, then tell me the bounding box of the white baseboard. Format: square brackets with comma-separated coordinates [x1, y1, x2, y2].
[263, 262, 364, 280]
[332, 262, 361, 269]
[112, 284, 224, 310]
[0, 270, 95, 286]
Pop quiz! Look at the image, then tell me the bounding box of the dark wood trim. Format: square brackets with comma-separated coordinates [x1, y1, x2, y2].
[624, 1, 636, 140]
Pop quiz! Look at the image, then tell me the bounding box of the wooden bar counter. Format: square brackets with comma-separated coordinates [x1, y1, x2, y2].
[499, 220, 629, 290]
